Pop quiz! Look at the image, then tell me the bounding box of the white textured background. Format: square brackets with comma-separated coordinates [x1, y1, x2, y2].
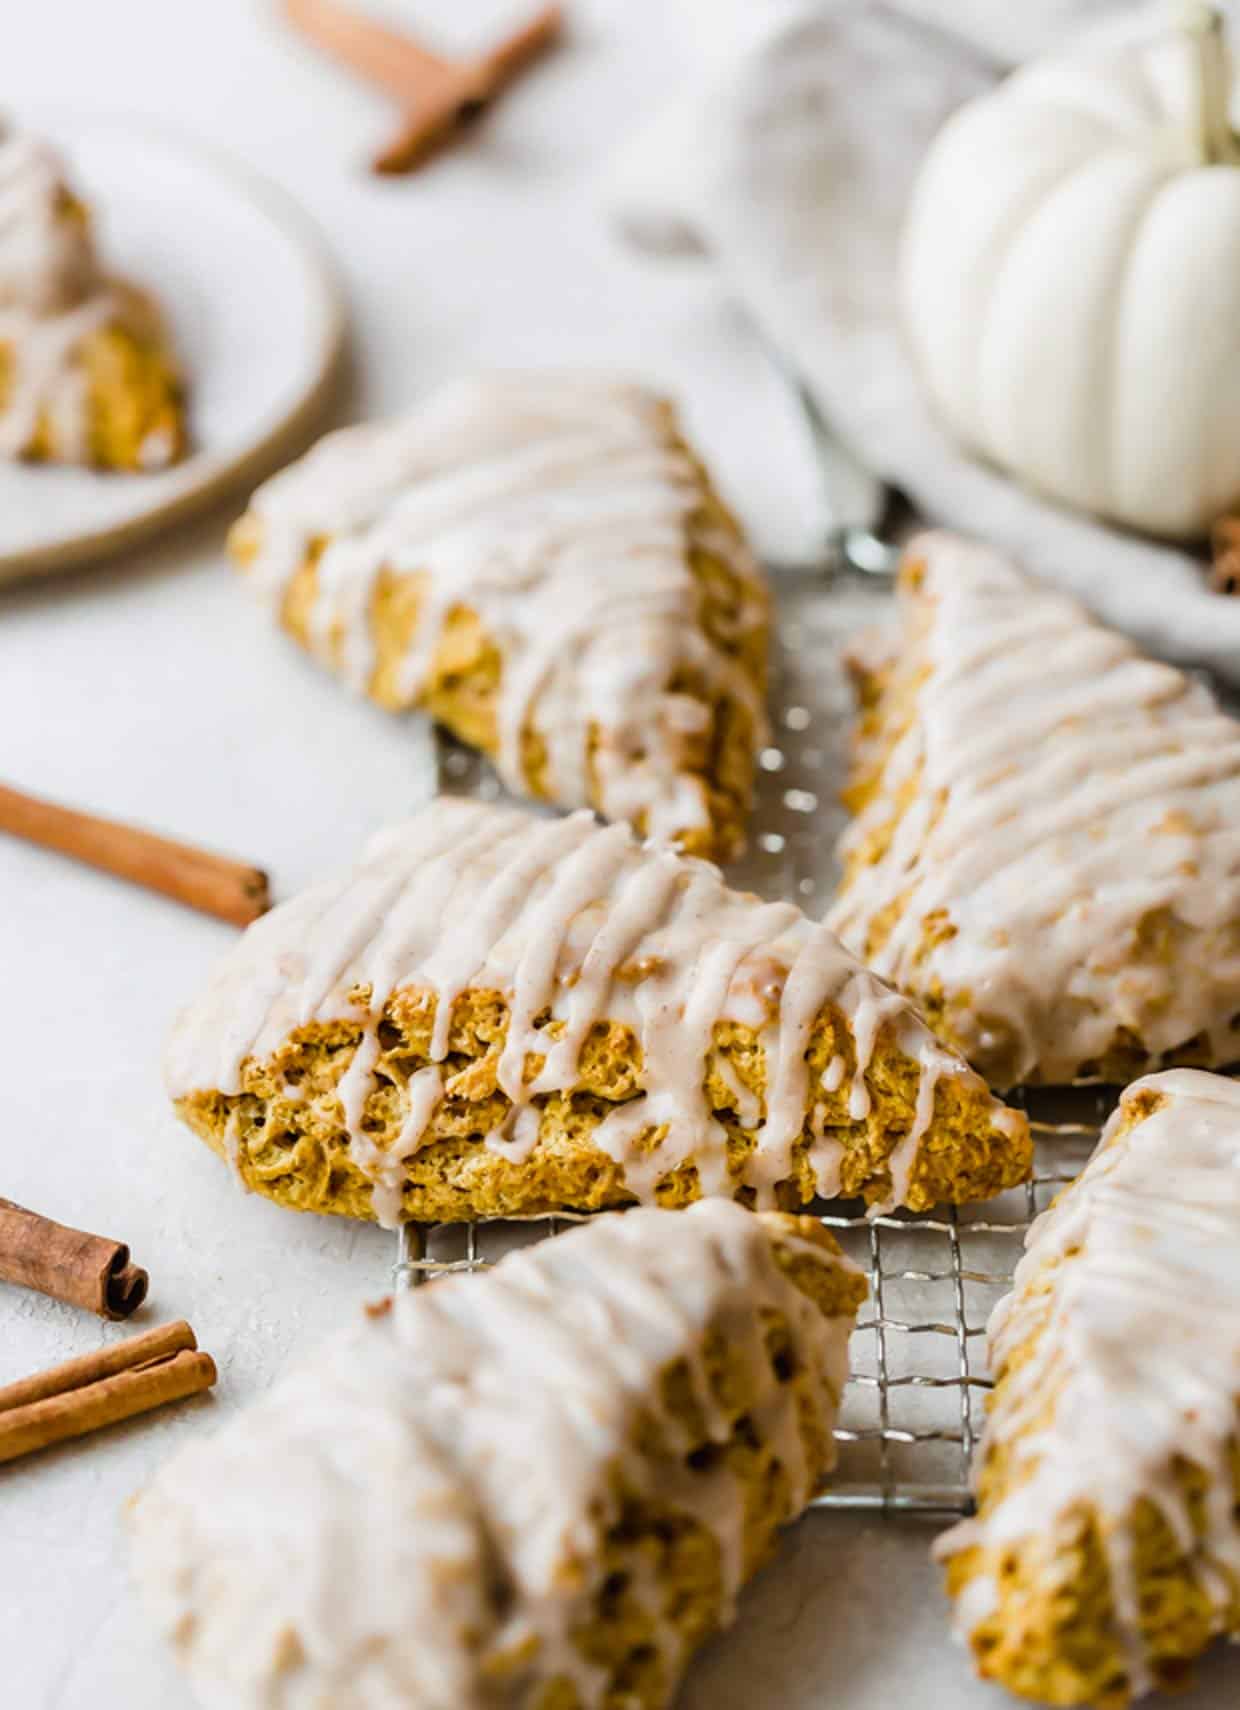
[1, 3, 1233, 1706]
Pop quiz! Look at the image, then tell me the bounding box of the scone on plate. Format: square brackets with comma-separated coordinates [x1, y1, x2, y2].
[227, 371, 769, 860]
[165, 796, 1031, 1226]
[827, 532, 1240, 1088]
[937, 1070, 1240, 1707]
[129, 1200, 867, 1710]
[0, 122, 186, 470]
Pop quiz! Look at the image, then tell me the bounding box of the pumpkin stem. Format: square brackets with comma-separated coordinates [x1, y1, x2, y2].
[1185, 3, 1240, 165]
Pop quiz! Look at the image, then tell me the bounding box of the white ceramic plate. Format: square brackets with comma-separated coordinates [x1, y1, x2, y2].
[0, 117, 345, 583]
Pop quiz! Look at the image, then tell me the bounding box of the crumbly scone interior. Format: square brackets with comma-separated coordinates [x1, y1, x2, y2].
[129, 1203, 867, 1710]
[166, 799, 1030, 1225]
[827, 534, 1240, 1087]
[937, 1072, 1240, 1707]
[177, 977, 1026, 1225]
[226, 377, 769, 860]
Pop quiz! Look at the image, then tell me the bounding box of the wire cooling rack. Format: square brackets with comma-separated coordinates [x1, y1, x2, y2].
[392, 567, 1113, 1516]
[392, 1091, 1105, 1517]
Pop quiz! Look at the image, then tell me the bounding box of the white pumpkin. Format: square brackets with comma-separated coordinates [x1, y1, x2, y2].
[901, 7, 1240, 541]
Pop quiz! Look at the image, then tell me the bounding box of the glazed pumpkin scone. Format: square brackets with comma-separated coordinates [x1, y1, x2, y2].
[165, 797, 1031, 1226]
[0, 122, 186, 470]
[228, 371, 769, 859]
[827, 531, 1240, 1088]
[130, 1200, 867, 1710]
[937, 1070, 1240, 1706]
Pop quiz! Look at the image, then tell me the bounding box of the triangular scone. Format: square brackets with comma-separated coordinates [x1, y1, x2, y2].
[0, 123, 186, 470]
[827, 532, 1240, 1088]
[166, 798, 1029, 1224]
[131, 1202, 865, 1710]
[938, 1071, 1240, 1706]
[227, 373, 769, 860]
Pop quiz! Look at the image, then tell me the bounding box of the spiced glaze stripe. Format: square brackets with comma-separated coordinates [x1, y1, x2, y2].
[938, 1070, 1240, 1693]
[165, 798, 1021, 1224]
[129, 1201, 863, 1710]
[827, 531, 1240, 1086]
[236, 372, 769, 845]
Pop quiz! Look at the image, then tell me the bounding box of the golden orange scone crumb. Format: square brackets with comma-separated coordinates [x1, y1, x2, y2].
[176, 982, 1030, 1224]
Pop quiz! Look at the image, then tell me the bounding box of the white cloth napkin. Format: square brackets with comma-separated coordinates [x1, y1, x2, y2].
[611, 0, 1240, 684]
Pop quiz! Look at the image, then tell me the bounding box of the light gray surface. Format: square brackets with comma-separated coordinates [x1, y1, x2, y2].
[2, 3, 1236, 1706]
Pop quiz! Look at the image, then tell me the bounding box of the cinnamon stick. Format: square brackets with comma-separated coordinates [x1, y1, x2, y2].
[1212, 514, 1240, 594]
[283, 0, 563, 175]
[285, 0, 452, 104]
[0, 1198, 148, 1320]
[0, 1325, 216, 1465]
[0, 781, 270, 928]
[374, 4, 563, 175]
[0, 1321, 197, 1412]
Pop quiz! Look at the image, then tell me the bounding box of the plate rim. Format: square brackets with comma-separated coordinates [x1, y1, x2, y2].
[0, 113, 348, 587]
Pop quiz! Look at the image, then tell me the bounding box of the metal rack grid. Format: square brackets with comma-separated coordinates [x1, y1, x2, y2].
[392, 1087, 1107, 1517]
[392, 567, 1114, 1516]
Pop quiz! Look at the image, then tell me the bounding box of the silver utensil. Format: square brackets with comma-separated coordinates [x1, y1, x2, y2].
[758, 333, 897, 581]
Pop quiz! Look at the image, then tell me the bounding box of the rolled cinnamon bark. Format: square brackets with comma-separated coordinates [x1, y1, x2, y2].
[0, 1343, 217, 1465]
[282, 0, 563, 176]
[1212, 514, 1240, 594]
[0, 1321, 196, 1413]
[284, 0, 452, 103]
[0, 782, 270, 928]
[0, 1198, 149, 1320]
[373, 4, 564, 174]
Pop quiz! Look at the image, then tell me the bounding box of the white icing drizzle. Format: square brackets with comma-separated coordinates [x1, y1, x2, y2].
[821, 1054, 846, 1095]
[129, 1201, 864, 1710]
[166, 798, 1019, 1225]
[886, 1051, 943, 1212]
[827, 532, 1240, 1087]
[0, 122, 171, 465]
[937, 1070, 1240, 1692]
[237, 372, 770, 846]
[712, 1048, 763, 1128]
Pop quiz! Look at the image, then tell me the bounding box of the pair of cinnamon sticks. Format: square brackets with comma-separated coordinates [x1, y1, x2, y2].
[0, 1322, 215, 1466]
[284, 0, 563, 174]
